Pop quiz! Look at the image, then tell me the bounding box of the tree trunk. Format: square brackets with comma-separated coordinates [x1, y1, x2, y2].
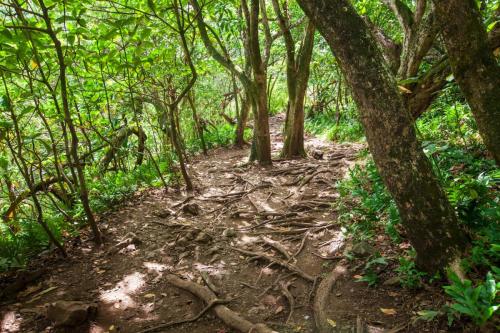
[187, 92, 207, 155]
[235, 91, 251, 148]
[432, 0, 500, 165]
[297, 0, 467, 272]
[39, 0, 102, 245]
[190, 0, 272, 165]
[247, 0, 272, 165]
[282, 21, 315, 158]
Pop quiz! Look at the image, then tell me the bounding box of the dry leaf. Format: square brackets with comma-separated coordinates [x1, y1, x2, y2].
[327, 318, 337, 327]
[353, 275, 363, 279]
[398, 85, 412, 94]
[380, 308, 397, 315]
[144, 293, 155, 299]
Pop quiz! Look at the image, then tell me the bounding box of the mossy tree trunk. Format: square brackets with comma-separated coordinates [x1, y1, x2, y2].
[432, 0, 500, 165]
[297, 0, 467, 272]
[272, 0, 315, 158]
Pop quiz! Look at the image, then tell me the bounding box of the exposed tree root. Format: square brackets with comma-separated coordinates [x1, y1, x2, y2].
[313, 265, 347, 333]
[232, 247, 315, 282]
[279, 279, 296, 324]
[261, 237, 292, 260]
[164, 274, 278, 333]
[137, 297, 229, 333]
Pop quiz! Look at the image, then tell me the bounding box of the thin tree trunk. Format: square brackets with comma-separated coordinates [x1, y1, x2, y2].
[297, 0, 467, 272]
[235, 91, 251, 148]
[187, 92, 207, 155]
[39, 0, 102, 245]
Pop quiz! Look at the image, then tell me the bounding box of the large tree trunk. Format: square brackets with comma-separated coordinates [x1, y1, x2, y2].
[432, 0, 500, 165]
[297, 0, 467, 272]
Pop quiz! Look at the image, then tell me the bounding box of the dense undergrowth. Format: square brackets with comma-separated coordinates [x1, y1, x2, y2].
[305, 86, 500, 328]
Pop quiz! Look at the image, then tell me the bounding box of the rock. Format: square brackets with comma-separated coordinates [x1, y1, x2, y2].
[194, 232, 211, 244]
[182, 203, 201, 216]
[383, 276, 401, 286]
[222, 228, 237, 238]
[154, 209, 174, 218]
[351, 241, 375, 257]
[45, 301, 97, 327]
[311, 149, 324, 160]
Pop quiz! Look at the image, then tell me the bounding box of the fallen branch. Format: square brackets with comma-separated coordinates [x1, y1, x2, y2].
[164, 274, 278, 333]
[313, 265, 347, 333]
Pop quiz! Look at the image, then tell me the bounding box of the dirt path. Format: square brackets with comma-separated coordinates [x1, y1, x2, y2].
[0, 115, 447, 333]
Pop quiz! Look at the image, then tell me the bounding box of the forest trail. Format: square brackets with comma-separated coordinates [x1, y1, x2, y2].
[1, 116, 441, 333]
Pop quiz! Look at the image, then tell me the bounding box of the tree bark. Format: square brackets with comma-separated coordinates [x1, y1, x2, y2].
[432, 0, 500, 165]
[297, 0, 467, 272]
[272, 0, 315, 159]
[247, 0, 272, 165]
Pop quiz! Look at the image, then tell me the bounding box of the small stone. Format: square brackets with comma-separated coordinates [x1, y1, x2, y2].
[311, 149, 324, 160]
[154, 209, 174, 218]
[222, 228, 237, 238]
[182, 203, 201, 216]
[383, 276, 401, 286]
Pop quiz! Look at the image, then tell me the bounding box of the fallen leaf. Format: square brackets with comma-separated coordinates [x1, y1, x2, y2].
[380, 308, 397, 315]
[353, 275, 363, 279]
[144, 293, 155, 299]
[398, 85, 412, 94]
[327, 318, 337, 327]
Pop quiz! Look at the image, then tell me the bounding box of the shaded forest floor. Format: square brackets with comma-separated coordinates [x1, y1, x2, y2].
[1, 115, 458, 333]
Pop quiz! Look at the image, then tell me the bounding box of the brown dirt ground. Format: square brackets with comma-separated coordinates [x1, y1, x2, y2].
[0, 115, 480, 333]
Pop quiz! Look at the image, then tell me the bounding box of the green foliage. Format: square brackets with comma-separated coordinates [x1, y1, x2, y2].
[356, 256, 388, 287]
[396, 250, 427, 289]
[336, 160, 400, 242]
[305, 110, 365, 143]
[444, 271, 499, 325]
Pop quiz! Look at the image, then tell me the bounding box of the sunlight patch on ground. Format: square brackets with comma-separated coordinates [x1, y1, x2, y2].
[100, 272, 146, 310]
[143, 262, 170, 273]
[1, 311, 22, 333]
[193, 262, 227, 278]
[319, 230, 346, 256]
[237, 235, 260, 245]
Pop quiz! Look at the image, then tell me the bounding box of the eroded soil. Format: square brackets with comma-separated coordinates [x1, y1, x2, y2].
[1, 115, 458, 333]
